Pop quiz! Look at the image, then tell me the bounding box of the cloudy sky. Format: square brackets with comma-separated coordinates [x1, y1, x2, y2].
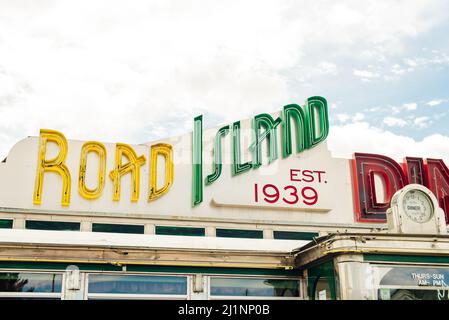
[1, 0, 449, 162]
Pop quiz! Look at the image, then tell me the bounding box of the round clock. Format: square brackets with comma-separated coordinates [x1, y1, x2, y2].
[402, 189, 434, 223]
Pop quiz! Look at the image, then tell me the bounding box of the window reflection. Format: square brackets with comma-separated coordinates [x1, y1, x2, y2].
[379, 267, 449, 287]
[210, 277, 300, 297]
[378, 289, 449, 300]
[376, 266, 449, 300]
[0, 273, 62, 293]
[88, 275, 187, 295]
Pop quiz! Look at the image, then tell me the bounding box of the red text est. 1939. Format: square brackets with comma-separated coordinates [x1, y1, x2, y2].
[253, 169, 327, 206]
[254, 184, 318, 206]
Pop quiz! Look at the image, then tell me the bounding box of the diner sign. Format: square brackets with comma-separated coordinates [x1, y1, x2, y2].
[0, 95, 448, 226]
[30, 96, 328, 208]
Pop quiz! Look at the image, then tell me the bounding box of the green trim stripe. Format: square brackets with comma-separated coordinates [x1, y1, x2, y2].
[0, 262, 122, 272]
[364, 254, 449, 264]
[0, 261, 301, 276]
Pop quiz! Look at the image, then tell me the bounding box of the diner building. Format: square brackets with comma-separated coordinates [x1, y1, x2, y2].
[0, 97, 448, 300]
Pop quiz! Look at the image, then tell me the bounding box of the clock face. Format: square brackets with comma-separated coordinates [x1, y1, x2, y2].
[402, 190, 434, 223]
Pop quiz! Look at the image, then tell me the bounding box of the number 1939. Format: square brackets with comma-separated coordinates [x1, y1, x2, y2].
[254, 183, 318, 206]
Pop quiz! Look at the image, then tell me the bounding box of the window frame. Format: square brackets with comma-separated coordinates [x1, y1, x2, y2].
[91, 222, 145, 234]
[273, 230, 319, 241]
[207, 274, 304, 300]
[372, 263, 449, 300]
[155, 225, 206, 237]
[25, 219, 81, 231]
[0, 219, 13, 229]
[215, 228, 264, 239]
[86, 272, 191, 300]
[0, 269, 65, 300]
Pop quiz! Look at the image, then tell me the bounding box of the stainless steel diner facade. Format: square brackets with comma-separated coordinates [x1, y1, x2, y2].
[2, 211, 449, 300]
[0, 227, 308, 300]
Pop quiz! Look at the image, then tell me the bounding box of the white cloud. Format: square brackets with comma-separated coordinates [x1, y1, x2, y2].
[317, 61, 338, 75]
[335, 112, 365, 124]
[336, 113, 351, 123]
[0, 0, 448, 159]
[413, 116, 431, 128]
[403, 103, 417, 111]
[404, 59, 418, 67]
[427, 99, 447, 106]
[353, 69, 380, 82]
[366, 106, 381, 113]
[361, 50, 386, 62]
[404, 54, 449, 68]
[383, 116, 407, 127]
[353, 112, 365, 122]
[391, 102, 418, 114]
[380, 51, 449, 81]
[391, 64, 409, 75]
[328, 122, 449, 163]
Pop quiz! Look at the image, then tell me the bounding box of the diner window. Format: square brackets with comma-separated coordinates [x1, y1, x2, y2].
[155, 226, 205, 237]
[25, 220, 80, 231]
[378, 288, 449, 300]
[210, 277, 301, 299]
[0, 272, 63, 299]
[375, 265, 449, 300]
[92, 223, 144, 234]
[273, 231, 318, 240]
[0, 219, 13, 229]
[216, 228, 263, 239]
[87, 274, 188, 299]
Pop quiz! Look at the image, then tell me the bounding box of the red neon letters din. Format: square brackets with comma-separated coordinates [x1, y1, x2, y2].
[353, 153, 449, 223]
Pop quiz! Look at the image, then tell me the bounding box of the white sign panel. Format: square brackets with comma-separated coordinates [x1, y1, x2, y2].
[0, 97, 358, 226]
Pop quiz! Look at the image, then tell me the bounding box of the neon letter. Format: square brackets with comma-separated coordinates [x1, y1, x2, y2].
[79, 141, 107, 200]
[353, 153, 408, 222]
[231, 121, 252, 176]
[33, 129, 71, 206]
[205, 125, 229, 185]
[306, 96, 329, 148]
[425, 159, 449, 222]
[282, 104, 309, 158]
[404, 157, 427, 185]
[149, 143, 174, 201]
[109, 143, 146, 202]
[192, 115, 203, 206]
[251, 113, 281, 169]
